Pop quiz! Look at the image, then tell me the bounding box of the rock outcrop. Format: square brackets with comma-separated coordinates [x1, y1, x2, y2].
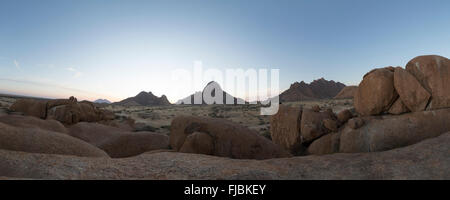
[0, 115, 68, 134]
[354, 55, 450, 116]
[0, 122, 108, 157]
[69, 122, 170, 158]
[170, 115, 290, 159]
[340, 108, 450, 153]
[394, 67, 431, 112]
[9, 99, 48, 118]
[300, 108, 336, 143]
[0, 133, 448, 179]
[9, 97, 115, 125]
[405, 55, 450, 110]
[354, 68, 398, 116]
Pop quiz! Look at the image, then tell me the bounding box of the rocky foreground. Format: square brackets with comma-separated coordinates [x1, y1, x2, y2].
[0, 133, 448, 179]
[0, 54, 449, 180]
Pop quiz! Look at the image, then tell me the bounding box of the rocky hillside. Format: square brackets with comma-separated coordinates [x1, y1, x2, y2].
[334, 86, 358, 99]
[115, 91, 171, 106]
[176, 81, 246, 105]
[280, 78, 346, 102]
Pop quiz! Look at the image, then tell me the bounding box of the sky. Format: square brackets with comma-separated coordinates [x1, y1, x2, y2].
[1, 0, 450, 102]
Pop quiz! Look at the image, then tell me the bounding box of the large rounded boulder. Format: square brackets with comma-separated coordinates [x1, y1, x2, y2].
[0, 115, 68, 134]
[170, 115, 290, 159]
[0, 122, 108, 157]
[9, 99, 47, 118]
[405, 55, 450, 110]
[354, 68, 398, 116]
[339, 108, 450, 153]
[69, 122, 169, 158]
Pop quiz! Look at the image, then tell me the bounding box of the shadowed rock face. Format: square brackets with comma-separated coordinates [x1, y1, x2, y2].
[170, 115, 290, 159]
[68, 122, 170, 158]
[0, 133, 448, 180]
[280, 78, 346, 102]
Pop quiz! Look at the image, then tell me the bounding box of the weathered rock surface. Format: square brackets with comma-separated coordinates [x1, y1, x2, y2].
[300, 109, 335, 143]
[270, 105, 303, 154]
[354, 68, 398, 116]
[307, 132, 340, 155]
[0, 133, 448, 179]
[405, 55, 450, 110]
[9, 99, 48, 118]
[0, 122, 108, 157]
[171, 116, 290, 159]
[388, 98, 410, 115]
[340, 108, 450, 153]
[179, 132, 214, 155]
[323, 119, 338, 132]
[337, 109, 353, 124]
[0, 115, 68, 134]
[47, 100, 115, 125]
[69, 122, 170, 158]
[334, 86, 358, 99]
[394, 67, 431, 112]
[347, 118, 365, 129]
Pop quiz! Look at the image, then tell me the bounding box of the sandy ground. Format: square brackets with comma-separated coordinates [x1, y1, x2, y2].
[0, 95, 353, 138]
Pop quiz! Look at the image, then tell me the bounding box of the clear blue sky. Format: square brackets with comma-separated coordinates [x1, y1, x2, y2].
[1, 0, 449, 102]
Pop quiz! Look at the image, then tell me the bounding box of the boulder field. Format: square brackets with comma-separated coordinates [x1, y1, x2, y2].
[354, 55, 449, 116]
[170, 115, 290, 159]
[9, 96, 115, 125]
[271, 55, 450, 156]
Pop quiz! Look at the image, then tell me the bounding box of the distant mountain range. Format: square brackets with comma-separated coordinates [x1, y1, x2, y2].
[112, 78, 346, 106]
[114, 91, 171, 106]
[93, 99, 111, 104]
[279, 78, 346, 102]
[176, 81, 246, 105]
